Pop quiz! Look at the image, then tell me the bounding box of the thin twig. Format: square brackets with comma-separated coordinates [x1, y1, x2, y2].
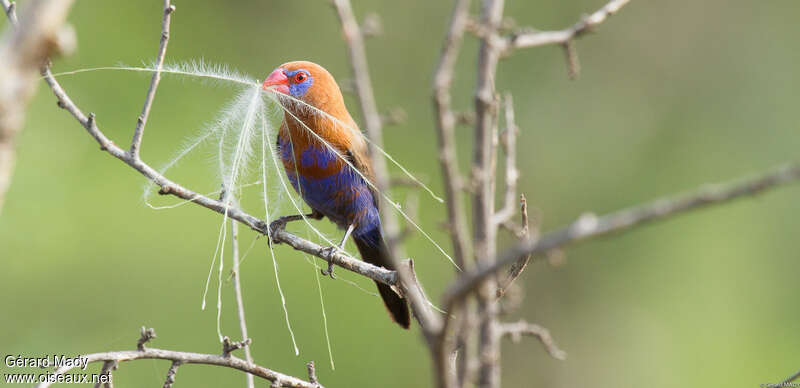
[231, 220, 255, 388]
[162, 360, 182, 388]
[492, 93, 520, 226]
[432, 0, 472, 271]
[129, 0, 174, 159]
[472, 1, 506, 386]
[503, 0, 632, 51]
[93, 360, 116, 388]
[499, 320, 566, 361]
[431, 3, 475, 386]
[444, 163, 800, 305]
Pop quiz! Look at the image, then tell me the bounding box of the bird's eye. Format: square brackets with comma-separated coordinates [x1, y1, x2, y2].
[294, 72, 307, 83]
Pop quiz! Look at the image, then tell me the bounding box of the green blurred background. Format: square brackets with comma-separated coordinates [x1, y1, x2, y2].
[2, 0, 799, 387]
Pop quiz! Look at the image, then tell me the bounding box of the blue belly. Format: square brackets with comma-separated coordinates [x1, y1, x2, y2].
[278, 138, 380, 236]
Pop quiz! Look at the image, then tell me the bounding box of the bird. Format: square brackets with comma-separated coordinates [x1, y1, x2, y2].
[262, 60, 410, 329]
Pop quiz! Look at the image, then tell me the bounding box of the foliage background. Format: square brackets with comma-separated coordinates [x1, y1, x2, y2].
[1, 0, 798, 387]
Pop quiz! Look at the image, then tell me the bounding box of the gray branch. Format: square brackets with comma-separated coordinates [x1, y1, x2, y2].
[499, 320, 566, 361]
[432, 0, 472, 270]
[35, 348, 320, 388]
[503, 0, 632, 51]
[230, 220, 255, 388]
[444, 163, 800, 306]
[129, 0, 174, 159]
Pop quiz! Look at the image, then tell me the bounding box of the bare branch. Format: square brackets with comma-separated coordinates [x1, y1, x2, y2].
[129, 0, 175, 159]
[432, 0, 472, 270]
[499, 320, 566, 361]
[472, 0, 506, 386]
[503, 0, 632, 51]
[230, 220, 255, 388]
[35, 346, 321, 388]
[492, 93, 520, 226]
[93, 360, 116, 388]
[0, 0, 75, 214]
[269, 217, 397, 286]
[445, 163, 800, 305]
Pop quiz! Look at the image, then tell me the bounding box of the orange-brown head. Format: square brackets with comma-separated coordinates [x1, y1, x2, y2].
[262, 61, 348, 118]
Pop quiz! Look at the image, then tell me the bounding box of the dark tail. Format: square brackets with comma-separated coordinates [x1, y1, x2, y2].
[353, 227, 411, 329]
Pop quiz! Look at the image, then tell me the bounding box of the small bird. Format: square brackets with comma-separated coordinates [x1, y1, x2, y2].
[262, 60, 410, 328]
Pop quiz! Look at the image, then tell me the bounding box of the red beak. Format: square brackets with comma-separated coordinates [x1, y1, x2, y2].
[262, 68, 289, 94]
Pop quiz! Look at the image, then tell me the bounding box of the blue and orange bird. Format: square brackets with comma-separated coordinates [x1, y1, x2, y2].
[262, 61, 410, 328]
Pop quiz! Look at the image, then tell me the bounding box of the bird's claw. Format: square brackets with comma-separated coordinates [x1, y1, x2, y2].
[318, 246, 339, 279]
[320, 261, 336, 279]
[268, 219, 285, 235]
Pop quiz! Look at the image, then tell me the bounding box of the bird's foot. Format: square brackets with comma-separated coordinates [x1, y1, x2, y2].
[318, 246, 339, 279]
[268, 211, 324, 240]
[317, 223, 354, 279]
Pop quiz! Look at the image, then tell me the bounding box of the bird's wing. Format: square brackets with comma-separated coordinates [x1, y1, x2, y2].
[344, 127, 380, 210]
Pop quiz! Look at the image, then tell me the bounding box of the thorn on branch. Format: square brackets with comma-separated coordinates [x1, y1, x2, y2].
[162, 360, 182, 388]
[158, 185, 172, 195]
[166, 4, 176, 15]
[137, 327, 156, 351]
[222, 336, 252, 357]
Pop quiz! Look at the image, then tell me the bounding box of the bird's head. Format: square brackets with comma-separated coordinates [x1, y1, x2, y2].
[262, 61, 344, 112]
